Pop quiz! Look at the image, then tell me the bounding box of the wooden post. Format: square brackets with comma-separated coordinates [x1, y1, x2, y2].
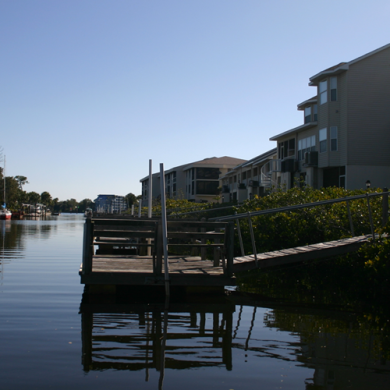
[213, 226, 220, 267]
[201, 218, 206, 260]
[155, 220, 163, 275]
[382, 188, 388, 227]
[160, 163, 170, 297]
[82, 218, 93, 274]
[147, 160, 153, 256]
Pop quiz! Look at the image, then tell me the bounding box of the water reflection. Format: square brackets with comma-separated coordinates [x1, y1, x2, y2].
[80, 293, 390, 389]
[80, 297, 234, 376]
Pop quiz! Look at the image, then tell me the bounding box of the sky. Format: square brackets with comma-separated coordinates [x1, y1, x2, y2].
[1, 0, 389, 202]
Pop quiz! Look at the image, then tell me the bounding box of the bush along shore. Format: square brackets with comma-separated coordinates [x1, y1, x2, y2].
[232, 186, 390, 308]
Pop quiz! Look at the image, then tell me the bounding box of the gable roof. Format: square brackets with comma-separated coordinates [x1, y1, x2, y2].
[140, 156, 246, 182]
[309, 43, 390, 85]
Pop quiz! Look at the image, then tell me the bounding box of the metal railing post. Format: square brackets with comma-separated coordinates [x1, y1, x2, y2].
[382, 187, 388, 227]
[235, 212, 245, 256]
[247, 212, 257, 266]
[366, 194, 375, 240]
[346, 200, 354, 237]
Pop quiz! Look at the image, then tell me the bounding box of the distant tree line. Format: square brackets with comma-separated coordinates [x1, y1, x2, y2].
[0, 169, 95, 213]
[0, 168, 140, 213]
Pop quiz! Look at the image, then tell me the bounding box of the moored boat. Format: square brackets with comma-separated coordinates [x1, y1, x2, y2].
[0, 208, 12, 220]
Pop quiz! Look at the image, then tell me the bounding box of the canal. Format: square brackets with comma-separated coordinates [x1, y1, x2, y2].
[1, 215, 389, 389]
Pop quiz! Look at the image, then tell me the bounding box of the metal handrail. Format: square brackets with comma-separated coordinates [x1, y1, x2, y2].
[210, 190, 389, 259]
[211, 191, 387, 222]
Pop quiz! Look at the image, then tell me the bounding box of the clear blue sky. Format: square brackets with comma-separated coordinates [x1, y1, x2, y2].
[1, 0, 389, 202]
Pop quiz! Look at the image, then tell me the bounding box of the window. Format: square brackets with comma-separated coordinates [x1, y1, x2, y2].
[340, 166, 345, 188]
[253, 167, 258, 176]
[330, 77, 337, 101]
[319, 128, 327, 152]
[304, 107, 311, 123]
[330, 126, 338, 151]
[278, 138, 295, 159]
[320, 80, 327, 104]
[242, 172, 247, 180]
[298, 135, 316, 160]
[196, 168, 220, 180]
[196, 181, 219, 195]
[288, 139, 295, 156]
[313, 104, 318, 121]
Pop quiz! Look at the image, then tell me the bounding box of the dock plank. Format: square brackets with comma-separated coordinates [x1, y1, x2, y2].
[232, 235, 371, 272]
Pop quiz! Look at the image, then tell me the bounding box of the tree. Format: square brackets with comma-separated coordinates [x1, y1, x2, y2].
[40, 191, 52, 206]
[0, 176, 20, 209]
[14, 176, 29, 191]
[27, 192, 41, 204]
[78, 198, 94, 213]
[52, 198, 59, 212]
[125, 193, 138, 207]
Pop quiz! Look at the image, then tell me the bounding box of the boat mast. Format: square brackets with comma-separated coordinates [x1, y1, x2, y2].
[3, 156, 6, 208]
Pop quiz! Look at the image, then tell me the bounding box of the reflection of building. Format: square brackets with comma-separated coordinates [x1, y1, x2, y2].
[270, 43, 390, 190]
[80, 299, 234, 373]
[140, 156, 246, 204]
[94, 194, 127, 213]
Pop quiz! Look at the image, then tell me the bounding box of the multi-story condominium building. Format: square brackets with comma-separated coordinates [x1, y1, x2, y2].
[140, 156, 246, 204]
[94, 194, 128, 213]
[270, 43, 390, 190]
[220, 148, 277, 202]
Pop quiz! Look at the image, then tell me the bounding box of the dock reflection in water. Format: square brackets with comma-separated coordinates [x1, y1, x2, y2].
[80, 293, 390, 389]
[80, 296, 234, 385]
[80, 299, 390, 389]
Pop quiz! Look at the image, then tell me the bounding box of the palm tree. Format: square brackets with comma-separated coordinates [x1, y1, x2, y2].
[14, 176, 29, 191]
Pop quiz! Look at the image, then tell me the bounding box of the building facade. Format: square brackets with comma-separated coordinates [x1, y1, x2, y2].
[270, 43, 390, 190]
[220, 148, 277, 202]
[140, 156, 246, 204]
[94, 194, 128, 213]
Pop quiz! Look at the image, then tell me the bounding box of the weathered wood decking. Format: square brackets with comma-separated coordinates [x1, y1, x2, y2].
[80, 217, 236, 288]
[233, 235, 371, 272]
[80, 254, 232, 286]
[80, 217, 373, 290]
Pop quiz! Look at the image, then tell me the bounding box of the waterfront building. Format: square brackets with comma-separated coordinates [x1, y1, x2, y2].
[219, 148, 277, 202]
[140, 156, 246, 204]
[94, 194, 127, 213]
[269, 43, 390, 190]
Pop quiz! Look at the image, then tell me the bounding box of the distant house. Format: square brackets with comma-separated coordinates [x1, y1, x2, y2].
[140, 156, 246, 204]
[94, 194, 127, 213]
[220, 148, 277, 202]
[269, 43, 390, 190]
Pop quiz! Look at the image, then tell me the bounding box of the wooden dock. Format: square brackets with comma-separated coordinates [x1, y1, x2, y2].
[233, 235, 371, 272]
[80, 217, 236, 289]
[80, 217, 373, 292]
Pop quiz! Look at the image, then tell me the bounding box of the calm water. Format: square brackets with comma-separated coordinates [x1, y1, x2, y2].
[1, 215, 390, 390]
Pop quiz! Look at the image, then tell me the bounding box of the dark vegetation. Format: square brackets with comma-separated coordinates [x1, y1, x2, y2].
[230, 186, 390, 308]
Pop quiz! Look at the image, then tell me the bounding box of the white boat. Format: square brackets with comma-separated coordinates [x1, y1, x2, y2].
[84, 208, 93, 218]
[0, 208, 12, 220]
